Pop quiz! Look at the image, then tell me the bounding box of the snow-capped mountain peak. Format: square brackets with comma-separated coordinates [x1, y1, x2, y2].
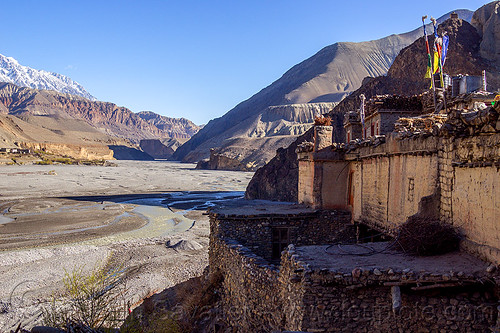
[0, 53, 96, 100]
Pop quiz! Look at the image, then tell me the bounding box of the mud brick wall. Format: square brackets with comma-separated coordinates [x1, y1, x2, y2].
[342, 133, 500, 264]
[209, 210, 354, 261]
[348, 135, 440, 232]
[449, 134, 500, 264]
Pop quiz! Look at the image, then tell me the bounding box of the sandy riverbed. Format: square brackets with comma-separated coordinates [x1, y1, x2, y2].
[0, 161, 253, 331]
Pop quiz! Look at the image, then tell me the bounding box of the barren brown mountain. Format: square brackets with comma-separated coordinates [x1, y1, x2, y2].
[173, 10, 472, 171]
[246, 11, 500, 201]
[0, 82, 201, 160]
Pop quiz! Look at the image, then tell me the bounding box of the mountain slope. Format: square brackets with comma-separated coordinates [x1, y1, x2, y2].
[0, 82, 200, 145]
[137, 111, 201, 139]
[173, 10, 473, 166]
[246, 12, 498, 201]
[0, 54, 96, 101]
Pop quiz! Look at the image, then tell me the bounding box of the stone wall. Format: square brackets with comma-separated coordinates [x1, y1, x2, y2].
[278, 246, 499, 332]
[209, 209, 353, 262]
[209, 234, 499, 332]
[209, 238, 282, 332]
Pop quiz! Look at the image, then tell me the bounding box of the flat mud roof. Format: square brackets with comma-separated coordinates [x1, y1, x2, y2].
[296, 242, 490, 277]
[209, 199, 317, 218]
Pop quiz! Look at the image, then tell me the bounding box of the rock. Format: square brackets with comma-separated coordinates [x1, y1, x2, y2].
[486, 264, 497, 273]
[352, 268, 362, 279]
[140, 138, 188, 159]
[167, 239, 203, 251]
[195, 158, 210, 169]
[471, 1, 500, 66]
[245, 129, 314, 201]
[373, 268, 382, 276]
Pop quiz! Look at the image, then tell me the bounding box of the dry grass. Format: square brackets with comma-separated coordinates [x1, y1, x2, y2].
[314, 115, 332, 126]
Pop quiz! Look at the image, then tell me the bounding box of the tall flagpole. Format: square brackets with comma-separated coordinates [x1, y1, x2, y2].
[431, 17, 447, 113]
[422, 16, 437, 113]
[440, 33, 448, 113]
[359, 94, 366, 139]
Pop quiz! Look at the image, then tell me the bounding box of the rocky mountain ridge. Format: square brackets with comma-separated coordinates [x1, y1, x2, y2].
[173, 10, 473, 169]
[0, 82, 201, 160]
[140, 138, 188, 159]
[0, 82, 200, 144]
[137, 111, 201, 139]
[0, 53, 96, 100]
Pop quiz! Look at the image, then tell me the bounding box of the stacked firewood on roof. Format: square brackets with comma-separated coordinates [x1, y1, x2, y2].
[440, 102, 499, 137]
[365, 94, 423, 117]
[394, 98, 500, 138]
[394, 114, 448, 136]
[420, 90, 436, 114]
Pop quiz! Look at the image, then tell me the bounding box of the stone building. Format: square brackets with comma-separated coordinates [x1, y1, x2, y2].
[208, 95, 500, 332]
[344, 95, 423, 142]
[299, 104, 500, 265]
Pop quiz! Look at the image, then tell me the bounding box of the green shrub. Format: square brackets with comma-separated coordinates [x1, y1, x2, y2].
[42, 259, 128, 331]
[35, 160, 53, 165]
[53, 158, 74, 164]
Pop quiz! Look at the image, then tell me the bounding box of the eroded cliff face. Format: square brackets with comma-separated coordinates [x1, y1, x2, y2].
[20, 142, 115, 160]
[191, 103, 337, 171]
[245, 129, 313, 201]
[245, 17, 499, 201]
[0, 82, 201, 160]
[0, 113, 121, 160]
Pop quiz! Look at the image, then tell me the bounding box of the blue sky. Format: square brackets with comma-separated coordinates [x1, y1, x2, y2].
[0, 0, 490, 124]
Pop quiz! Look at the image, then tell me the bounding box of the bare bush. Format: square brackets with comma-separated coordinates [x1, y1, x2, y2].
[393, 216, 461, 256]
[42, 259, 128, 331]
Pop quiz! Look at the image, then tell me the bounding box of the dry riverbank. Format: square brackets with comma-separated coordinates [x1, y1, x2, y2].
[0, 161, 253, 331]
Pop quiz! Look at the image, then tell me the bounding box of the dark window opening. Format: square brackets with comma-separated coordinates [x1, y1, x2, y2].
[272, 227, 290, 259]
[356, 223, 392, 243]
[371, 123, 375, 136]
